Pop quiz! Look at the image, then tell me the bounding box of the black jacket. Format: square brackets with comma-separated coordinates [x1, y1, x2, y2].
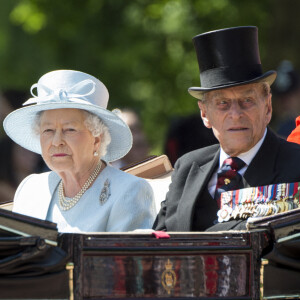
[154, 128, 300, 231]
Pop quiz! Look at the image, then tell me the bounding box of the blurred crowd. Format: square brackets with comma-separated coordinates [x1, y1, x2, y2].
[1, 60, 300, 204]
[0, 90, 47, 203]
[272, 60, 300, 138]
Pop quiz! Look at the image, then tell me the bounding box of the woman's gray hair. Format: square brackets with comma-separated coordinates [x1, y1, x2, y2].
[82, 110, 111, 157]
[33, 110, 111, 158]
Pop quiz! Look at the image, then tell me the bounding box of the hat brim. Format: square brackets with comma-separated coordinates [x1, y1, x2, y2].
[3, 101, 132, 162]
[188, 71, 277, 100]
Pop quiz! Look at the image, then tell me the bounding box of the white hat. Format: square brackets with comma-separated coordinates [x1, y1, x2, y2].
[3, 70, 133, 162]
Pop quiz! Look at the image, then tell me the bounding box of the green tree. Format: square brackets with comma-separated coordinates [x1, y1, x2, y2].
[0, 0, 285, 154]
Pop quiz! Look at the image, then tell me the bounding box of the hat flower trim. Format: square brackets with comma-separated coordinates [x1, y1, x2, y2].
[23, 79, 96, 106]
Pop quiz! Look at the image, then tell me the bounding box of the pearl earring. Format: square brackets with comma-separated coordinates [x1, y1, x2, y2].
[94, 151, 99, 157]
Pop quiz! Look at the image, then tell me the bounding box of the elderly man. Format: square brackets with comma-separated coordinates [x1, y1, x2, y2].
[154, 26, 300, 231]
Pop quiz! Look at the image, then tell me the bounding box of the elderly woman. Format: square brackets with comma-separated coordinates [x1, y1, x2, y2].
[3, 70, 156, 233]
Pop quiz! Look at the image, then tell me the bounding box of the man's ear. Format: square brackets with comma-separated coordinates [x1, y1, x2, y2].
[198, 101, 212, 128]
[265, 93, 273, 125]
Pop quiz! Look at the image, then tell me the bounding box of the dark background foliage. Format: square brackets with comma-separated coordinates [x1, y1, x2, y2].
[0, 0, 299, 154]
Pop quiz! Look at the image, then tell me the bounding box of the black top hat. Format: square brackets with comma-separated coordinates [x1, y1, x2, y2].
[188, 26, 277, 100]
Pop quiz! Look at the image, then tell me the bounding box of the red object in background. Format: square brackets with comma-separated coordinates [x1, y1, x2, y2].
[287, 116, 300, 144]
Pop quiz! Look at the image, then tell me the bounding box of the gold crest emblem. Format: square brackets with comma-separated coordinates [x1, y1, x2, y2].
[161, 259, 176, 294]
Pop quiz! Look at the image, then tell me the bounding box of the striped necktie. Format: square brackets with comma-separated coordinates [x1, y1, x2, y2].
[214, 157, 246, 208]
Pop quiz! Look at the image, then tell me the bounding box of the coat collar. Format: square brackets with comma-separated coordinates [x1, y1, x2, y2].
[244, 128, 279, 187]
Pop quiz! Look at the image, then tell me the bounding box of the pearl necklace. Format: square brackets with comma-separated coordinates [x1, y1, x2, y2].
[58, 160, 102, 211]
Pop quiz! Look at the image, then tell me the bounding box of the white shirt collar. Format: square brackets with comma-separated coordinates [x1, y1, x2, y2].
[219, 128, 267, 168]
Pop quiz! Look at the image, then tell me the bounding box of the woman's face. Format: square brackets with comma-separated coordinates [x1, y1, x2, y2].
[39, 108, 100, 175]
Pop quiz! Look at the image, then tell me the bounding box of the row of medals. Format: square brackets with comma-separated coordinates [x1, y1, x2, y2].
[218, 197, 300, 222]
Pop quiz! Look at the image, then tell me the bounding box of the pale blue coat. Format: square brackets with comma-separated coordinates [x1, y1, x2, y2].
[13, 165, 156, 233]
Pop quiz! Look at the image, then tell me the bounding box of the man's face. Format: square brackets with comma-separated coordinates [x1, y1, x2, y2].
[198, 83, 272, 156]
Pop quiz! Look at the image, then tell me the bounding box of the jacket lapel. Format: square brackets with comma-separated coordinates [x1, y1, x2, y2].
[176, 149, 219, 231]
[244, 128, 279, 187]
